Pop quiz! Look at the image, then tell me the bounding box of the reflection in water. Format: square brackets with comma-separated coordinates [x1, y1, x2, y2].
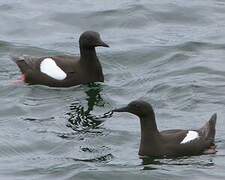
[66, 83, 111, 131]
[68, 153, 114, 163]
[86, 83, 105, 112]
[141, 156, 215, 170]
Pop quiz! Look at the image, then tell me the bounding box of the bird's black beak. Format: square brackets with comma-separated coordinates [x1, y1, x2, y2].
[97, 40, 109, 47]
[112, 106, 128, 113]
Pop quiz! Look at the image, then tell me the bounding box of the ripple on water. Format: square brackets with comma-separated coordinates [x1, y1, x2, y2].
[1, 0, 225, 180]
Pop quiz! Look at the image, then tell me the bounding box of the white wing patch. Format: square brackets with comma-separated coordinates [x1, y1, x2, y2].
[180, 131, 199, 144]
[40, 58, 67, 80]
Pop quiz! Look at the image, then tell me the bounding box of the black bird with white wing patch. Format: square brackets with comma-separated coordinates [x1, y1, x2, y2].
[113, 100, 217, 158]
[12, 31, 109, 87]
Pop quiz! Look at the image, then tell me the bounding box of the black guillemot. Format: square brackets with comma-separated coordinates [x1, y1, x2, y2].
[12, 31, 109, 87]
[113, 100, 217, 158]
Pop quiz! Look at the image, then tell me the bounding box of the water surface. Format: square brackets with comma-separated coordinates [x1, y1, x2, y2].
[1, 0, 225, 180]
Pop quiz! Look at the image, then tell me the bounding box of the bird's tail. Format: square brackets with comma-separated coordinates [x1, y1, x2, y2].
[200, 113, 217, 142]
[11, 55, 24, 63]
[10, 56, 29, 74]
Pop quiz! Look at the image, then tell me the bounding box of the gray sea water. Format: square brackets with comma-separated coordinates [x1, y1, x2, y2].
[1, 0, 225, 179]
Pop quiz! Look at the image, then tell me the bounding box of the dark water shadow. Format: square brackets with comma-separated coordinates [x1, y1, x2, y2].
[141, 155, 215, 170]
[66, 83, 112, 132]
[67, 153, 114, 163]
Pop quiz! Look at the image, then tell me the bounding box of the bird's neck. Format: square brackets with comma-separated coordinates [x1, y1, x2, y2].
[80, 46, 98, 63]
[80, 46, 104, 82]
[139, 114, 160, 156]
[140, 115, 159, 138]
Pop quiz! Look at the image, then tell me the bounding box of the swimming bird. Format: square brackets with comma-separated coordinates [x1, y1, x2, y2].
[12, 31, 109, 87]
[113, 100, 217, 158]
